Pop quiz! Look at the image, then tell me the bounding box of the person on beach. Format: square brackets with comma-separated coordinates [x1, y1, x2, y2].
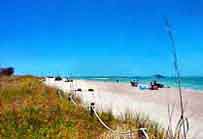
[153, 80, 165, 88]
[149, 80, 167, 90]
[149, 81, 159, 90]
[130, 80, 139, 87]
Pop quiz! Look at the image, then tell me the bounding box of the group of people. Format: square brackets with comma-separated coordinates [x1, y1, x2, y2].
[149, 80, 165, 90]
[130, 80, 139, 87]
[130, 80, 167, 90]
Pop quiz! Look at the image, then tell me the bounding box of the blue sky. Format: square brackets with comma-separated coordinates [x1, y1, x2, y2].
[0, 0, 203, 76]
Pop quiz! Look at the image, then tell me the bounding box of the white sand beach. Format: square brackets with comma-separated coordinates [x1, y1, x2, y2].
[45, 78, 203, 138]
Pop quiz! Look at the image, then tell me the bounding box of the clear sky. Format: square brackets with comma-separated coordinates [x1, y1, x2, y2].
[0, 0, 203, 76]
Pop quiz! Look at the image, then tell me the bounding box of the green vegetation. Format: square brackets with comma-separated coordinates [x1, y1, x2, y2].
[0, 76, 166, 139]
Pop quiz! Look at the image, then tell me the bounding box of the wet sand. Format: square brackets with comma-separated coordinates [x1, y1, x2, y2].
[45, 78, 203, 138]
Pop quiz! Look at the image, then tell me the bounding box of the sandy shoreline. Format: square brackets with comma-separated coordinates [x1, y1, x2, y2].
[45, 78, 203, 138]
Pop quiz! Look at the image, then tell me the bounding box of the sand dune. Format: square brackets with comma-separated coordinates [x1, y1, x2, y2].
[45, 78, 203, 138]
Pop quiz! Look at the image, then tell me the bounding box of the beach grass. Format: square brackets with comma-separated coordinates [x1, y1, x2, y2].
[0, 76, 167, 139]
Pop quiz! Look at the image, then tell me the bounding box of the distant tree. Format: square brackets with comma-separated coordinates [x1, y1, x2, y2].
[0, 67, 15, 76]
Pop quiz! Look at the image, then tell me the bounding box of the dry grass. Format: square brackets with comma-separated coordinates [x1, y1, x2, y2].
[0, 76, 104, 138]
[0, 76, 168, 139]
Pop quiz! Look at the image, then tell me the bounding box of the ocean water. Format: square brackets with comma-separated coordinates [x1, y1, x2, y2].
[72, 76, 203, 91]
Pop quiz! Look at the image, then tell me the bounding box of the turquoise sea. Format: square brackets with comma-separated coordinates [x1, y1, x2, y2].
[72, 76, 203, 91]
